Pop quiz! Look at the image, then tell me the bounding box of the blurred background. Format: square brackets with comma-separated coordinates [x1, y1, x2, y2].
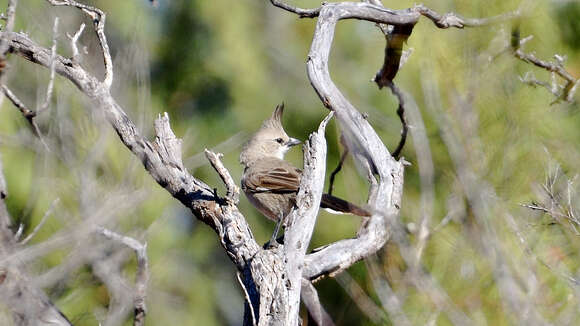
[1, 0, 580, 325]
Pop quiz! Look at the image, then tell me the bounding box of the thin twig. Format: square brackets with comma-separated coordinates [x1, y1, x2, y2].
[269, 0, 320, 18]
[97, 227, 149, 326]
[184, 131, 246, 170]
[403, 92, 435, 263]
[513, 48, 575, 85]
[38, 17, 59, 114]
[388, 82, 408, 159]
[46, 0, 113, 88]
[336, 272, 387, 324]
[511, 36, 578, 103]
[519, 72, 559, 97]
[205, 149, 240, 205]
[301, 278, 336, 326]
[0, 0, 17, 57]
[414, 3, 521, 28]
[237, 272, 257, 326]
[328, 148, 348, 195]
[67, 23, 85, 62]
[20, 198, 60, 245]
[365, 257, 411, 326]
[1, 85, 49, 150]
[2, 85, 35, 120]
[13, 223, 23, 240]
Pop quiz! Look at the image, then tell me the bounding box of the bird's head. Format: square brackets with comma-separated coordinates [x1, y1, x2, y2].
[240, 103, 301, 165]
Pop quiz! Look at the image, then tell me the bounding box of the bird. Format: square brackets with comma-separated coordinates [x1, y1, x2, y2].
[239, 103, 370, 244]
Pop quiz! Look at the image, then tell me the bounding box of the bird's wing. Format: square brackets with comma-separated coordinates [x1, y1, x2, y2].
[244, 163, 301, 194]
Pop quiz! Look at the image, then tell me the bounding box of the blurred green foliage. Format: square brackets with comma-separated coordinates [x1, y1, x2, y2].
[1, 0, 580, 325]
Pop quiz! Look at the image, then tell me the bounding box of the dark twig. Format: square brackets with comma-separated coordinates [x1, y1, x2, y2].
[388, 82, 408, 159]
[269, 0, 320, 18]
[373, 24, 414, 87]
[1, 85, 49, 150]
[1, 85, 36, 122]
[327, 148, 348, 196]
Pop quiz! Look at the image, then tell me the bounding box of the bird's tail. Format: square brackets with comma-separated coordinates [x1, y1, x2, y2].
[320, 194, 371, 217]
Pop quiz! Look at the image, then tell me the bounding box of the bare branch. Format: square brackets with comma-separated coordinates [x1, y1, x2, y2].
[327, 146, 348, 195]
[387, 82, 408, 159]
[38, 17, 59, 114]
[205, 149, 240, 205]
[513, 48, 576, 85]
[0, 155, 72, 326]
[97, 227, 149, 326]
[20, 198, 59, 245]
[284, 112, 333, 326]
[269, 0, 320, 18]
[46, 0, 113, 88]
[0, 0, 17, 57]
[403, 95, 435, 263]
[336, 272, 387, 324]
[298, 1, 405, 282]
[1, 85, 36, 122]
[1, 85, 49, 150]
[1, 23, 277, 325]
[510, 35, 578, 103]
[237, 272, 257, 326]
[1, 26, 264, 275]
[414, 4, 521, 28]
[366, 257, 411, 326]
[67, 23, 85, 62]
[301, 279, 335, 326]
[519, 72, 559, 97]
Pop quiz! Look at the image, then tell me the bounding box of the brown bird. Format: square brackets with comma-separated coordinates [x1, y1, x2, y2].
[240, 103, 370, 243]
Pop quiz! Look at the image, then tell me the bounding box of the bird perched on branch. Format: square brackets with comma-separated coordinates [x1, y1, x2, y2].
[240, 103, 370, 245]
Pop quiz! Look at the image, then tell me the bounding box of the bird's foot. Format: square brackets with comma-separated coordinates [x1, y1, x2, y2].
[263, 235, 285, 249]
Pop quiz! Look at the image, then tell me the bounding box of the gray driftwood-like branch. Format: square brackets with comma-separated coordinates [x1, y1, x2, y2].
[1, 0, 545, 325]
[298, 1, 408, 283]
[3, 27, 265, 264]
[1, 0, 406, 323]
[1, 4, 327, 325]
[283, 112, 333, 325]
[0, 157, 72, 325]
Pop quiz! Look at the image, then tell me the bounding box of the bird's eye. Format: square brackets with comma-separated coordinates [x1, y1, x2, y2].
[275, 138, 284, 144]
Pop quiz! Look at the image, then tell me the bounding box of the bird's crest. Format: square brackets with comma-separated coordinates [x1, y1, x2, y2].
[261, 103, 284, 130]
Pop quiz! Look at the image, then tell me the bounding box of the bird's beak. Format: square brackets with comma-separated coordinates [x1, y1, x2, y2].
[286, 138, 301, 147]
